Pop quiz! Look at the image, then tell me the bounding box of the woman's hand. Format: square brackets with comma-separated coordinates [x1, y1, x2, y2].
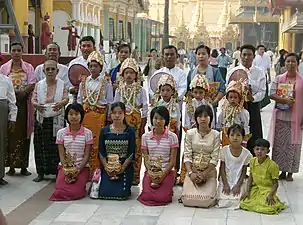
[36, 104, 45, 113]
[284, 98, 295, 106]
[189, 172, 198, 183]
[232, 184, 241, 196]
[52, 102, 63, 112]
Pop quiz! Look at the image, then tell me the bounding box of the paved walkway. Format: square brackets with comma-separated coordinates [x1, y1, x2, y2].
[1, 67, 303, 225]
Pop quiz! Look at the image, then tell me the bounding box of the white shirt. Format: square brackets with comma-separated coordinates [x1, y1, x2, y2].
[253, 54, 271, 72]
[0, 75, 17, 121]
[150, 67, 187, 101]
[232, 50, 241, 61]
[220, 146, 252, 187]
[226, 64, 266, 103]
[35, 63, 71, 88]
[77, 74, 114, 105]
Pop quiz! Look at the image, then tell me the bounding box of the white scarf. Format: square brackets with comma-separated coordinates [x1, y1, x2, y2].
[36, 78, 65, 137]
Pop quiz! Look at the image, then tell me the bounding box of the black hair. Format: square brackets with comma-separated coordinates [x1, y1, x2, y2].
[150, 106, 170, 127]
[240, 45, 256, 56]
[220, 47, 226, 52]
[285, 52, 300, 64]
[236, 46, 241, 50]
[279, 49, 286, 56]
[87, 60, 103, 73]
[194, 105, 213, 128]
[226, 89, 241, 99]
[227, 124, 245, 137]
[118, 43, 131, 53]
[111, 102, 128, 125]
[254, 138, 270, 149]
[211, 49, 218, 58]
[257, 44, 266, 51]
[299, 51, 303, 60]
[80, 36, 95, 45]
[46, 42, 61, 54]
[162, 45, 178, 55]
[195, 45, 211, 55]
[10, 42, 23, 51]
[150, 48, 157, 53]
[65, 103, 85, 124]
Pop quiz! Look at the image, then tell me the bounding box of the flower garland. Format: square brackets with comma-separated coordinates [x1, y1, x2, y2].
[82, 76, 107, 107]
[119, 82, 142, 113]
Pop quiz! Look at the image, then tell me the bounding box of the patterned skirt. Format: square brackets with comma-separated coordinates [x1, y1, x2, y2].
[33, 117, 60, 175]
[5, 98, 30, 168]
[0, 100, 8, 178]
[272, 119, 302, 173]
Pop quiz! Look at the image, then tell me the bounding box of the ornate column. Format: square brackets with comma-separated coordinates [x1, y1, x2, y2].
[103, 6, 110, 63]
[124, 8, 129, 42]
[95, 6, 101, 49]
[12, 0, 29, 51]
[291, 33, 296, 52]
[132, 11, 137, 48]
[116, 6, 120, 41]
[283, 7, 292, 51]
[71, 0, 82, 36]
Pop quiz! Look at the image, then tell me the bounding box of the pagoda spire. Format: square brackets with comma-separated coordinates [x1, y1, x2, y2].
[198, 0, 204, 28]
[194, 0, 200, 28]
[169, 0, 179, 29]
[217, 0, 229, 28]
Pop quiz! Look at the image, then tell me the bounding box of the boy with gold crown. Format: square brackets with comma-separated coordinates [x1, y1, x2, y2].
[177, 74, 214, 185]
[114, 58, 148, 185]
[217, 79, 250, 146]
[77, 51, 113, 178]
[150, 72, 181, 136]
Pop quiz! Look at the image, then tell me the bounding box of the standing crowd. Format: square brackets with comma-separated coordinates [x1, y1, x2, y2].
[1, 36, 302, 215]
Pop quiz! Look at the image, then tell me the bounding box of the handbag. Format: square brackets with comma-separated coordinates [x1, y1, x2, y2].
[89, 168, 101, 199]
[143, 58, 151, 76]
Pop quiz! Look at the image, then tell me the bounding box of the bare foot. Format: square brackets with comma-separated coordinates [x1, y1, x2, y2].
[6, 168, 15, 176]
[286, 173, 293, 182]
[279, 172, 286, 180]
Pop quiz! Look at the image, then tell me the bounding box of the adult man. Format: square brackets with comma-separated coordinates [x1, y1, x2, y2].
[253, 45, 271, 82]
[217, 47, 232, 81]
[41, 13, 52, 52]
[226, 45, 266, 155]
[61, 20, 80, 57]
[150, 45, 187, 172]
[35, 43, 71, 88]
[0, 74, 17, 185]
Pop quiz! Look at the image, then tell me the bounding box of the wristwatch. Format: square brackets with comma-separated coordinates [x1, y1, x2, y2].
[188, 171, 193, 176]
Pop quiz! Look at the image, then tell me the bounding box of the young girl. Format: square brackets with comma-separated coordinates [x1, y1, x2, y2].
[240, 138, 287, 214]
[98, 102, 136, 200]
[217, 124, 252, 209]
[138, 106, 178, 206]
[114, 58, 148, 185]
[150, 72, 180, 136]
[77, 51, 113, 178]
[50, 103, 93, 201]
[217, 79, 250, 146]
[177, 74, 214, 185]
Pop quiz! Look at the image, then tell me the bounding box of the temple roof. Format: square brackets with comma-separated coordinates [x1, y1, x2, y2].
[229, 8, 279, 24]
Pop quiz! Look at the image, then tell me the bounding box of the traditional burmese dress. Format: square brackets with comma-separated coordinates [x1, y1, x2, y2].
[114, 83, 148, 184]
[32, 78, 68, 176]
[0, 59, 35, 169]
[77, 75, 113, 178]
[50, 126, 93, 201]
[217, 146, 252, 209]
[98, 125, 136, 200]
[240, 157, 287, 214]
[217, 108, 250, 146]
[270, 74, 303, 174]
[137, 129, 179, 206]
[0, 75, 17, 180]
[178, 98, 214, 185]
[181, 129, 220, 208]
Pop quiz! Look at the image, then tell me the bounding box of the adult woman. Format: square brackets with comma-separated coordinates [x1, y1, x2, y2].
[274, 49, 288, 76]
[269, 53, 303, 182]
[209, 49, 219, 68]
[32, 59, 69, 182]
[187, 45, 225, 126]
[143, 49, 158, 85]
[0, 42, 35, 176]
[98, 102, 136, 200]
[50, 103, 93, 201]
[181, 105, 220, 208]
[138, 106, 178, 206]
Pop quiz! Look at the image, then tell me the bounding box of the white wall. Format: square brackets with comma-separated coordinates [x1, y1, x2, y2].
[52, 10, 72, 56]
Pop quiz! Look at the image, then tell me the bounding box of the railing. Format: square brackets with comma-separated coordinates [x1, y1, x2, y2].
[281, 12, 303, 33]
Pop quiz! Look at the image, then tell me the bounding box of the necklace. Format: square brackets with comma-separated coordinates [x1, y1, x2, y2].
[120, 82, 141, 112]
[83, 76, 106, 106]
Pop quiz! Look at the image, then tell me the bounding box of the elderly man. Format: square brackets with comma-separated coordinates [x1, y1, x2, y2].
[0, 74, 17, 185]
[35, 43, 71, 88]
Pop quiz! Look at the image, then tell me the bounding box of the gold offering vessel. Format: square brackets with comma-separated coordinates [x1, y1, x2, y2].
[145, 155, 163, 187]
[106, 154, 122, 180]
[63, 150, 78, 183]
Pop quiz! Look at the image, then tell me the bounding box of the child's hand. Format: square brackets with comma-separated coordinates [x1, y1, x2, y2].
[222, 184, 230, 195]
[266, 194, 276, 205]
[241, 191, 250, 200]
[232, 184, 241, 196]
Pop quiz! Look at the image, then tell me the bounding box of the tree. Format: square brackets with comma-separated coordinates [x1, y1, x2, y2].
[163, 0, 169, 46]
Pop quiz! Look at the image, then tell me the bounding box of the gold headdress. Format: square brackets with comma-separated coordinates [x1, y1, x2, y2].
[87, 51, 104, 66]
[157, 73, 177, 91]
[120, 58, 139, 74]
[189, 74, 209, 91]
[226, 79, 247, 101]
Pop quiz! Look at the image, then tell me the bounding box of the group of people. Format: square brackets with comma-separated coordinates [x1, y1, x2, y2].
[0, 36, 302, 215]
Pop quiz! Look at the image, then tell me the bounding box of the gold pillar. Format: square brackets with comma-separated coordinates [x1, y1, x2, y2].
[291, 33, 296, 52]
[41, 0, 53, 28]
[283, 7, 292, 51]
[12, 0, 28, 50]
[278, 16, 284, 50]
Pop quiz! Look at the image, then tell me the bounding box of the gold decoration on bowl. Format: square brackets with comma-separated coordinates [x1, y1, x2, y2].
[63, 150, 78, 183]
[106, 154, 122, 180]
[144, 155, 163, 187]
